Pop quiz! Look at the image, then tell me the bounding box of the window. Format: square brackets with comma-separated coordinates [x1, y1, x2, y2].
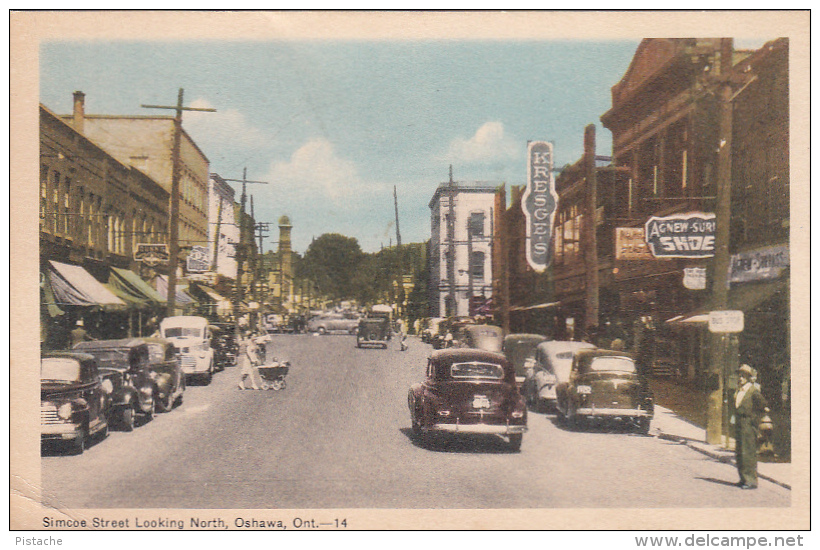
[470, 251, 485, 280]
[469, 212, 485, 237]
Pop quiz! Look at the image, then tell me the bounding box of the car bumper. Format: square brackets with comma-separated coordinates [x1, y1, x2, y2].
[576, 407, 651, 418]
[431, 422, 527, 435]
[41, 423, 83, 441]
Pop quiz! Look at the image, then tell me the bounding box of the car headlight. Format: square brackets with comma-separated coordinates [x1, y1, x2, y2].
[57, 402, 74, 420]
[576, 385, 592, 395]
[511, 410, 525, 419]
[101, 379, 114, 394]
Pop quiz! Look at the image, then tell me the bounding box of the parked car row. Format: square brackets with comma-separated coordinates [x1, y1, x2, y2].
[410, 327, 655, 450]
[41, 316, 229, 455]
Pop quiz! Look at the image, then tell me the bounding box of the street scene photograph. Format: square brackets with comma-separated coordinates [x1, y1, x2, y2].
[10, 10, 809, 533]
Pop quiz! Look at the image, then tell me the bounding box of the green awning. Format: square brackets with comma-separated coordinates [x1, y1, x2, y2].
[40, 271, 64, 317]
[106, 267, 166, 309]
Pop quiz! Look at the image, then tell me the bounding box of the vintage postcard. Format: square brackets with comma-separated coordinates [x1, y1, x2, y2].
[10, 10, 810, 537]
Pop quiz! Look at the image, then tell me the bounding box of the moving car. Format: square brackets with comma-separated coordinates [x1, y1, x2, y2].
[408, 348, 527, 451]
[457, 324, 504, 352]
[555, 348, 654, 433]
[502, 333, 548, 392]
[356, 317, 390, 349]
[526, 340, 595, 411]
[41, 352, 109, 454]
[159, 316, 215, 384]
[73, 339, 157, 431]
[141, 337, 185, 412]
[306, 313, 360, 335]
[210, 322, 239, 369]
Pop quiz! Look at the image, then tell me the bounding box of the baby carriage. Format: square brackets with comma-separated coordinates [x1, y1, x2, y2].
[257, 360, 290, 390]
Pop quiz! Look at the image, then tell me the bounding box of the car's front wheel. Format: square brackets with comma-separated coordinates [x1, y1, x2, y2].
[70, 423, 88, 455]
[156, 389, 173, 413]
[635, 417, 651, 435]
[317, 327, 327, 335]
[508, 433, 523, 452]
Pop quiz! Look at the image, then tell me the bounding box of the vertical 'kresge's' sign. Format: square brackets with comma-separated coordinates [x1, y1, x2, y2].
[522, 141, 558, 273]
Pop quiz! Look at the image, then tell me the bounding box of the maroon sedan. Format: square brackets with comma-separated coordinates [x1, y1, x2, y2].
[408, 348, 527, 451]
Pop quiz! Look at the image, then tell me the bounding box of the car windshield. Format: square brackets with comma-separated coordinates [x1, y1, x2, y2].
[163, 327, 202, 338]
[41, 357, 82, 382]
[589, 356, 636, 373]
[81, 348, 130, 369]
[451, 361, 505, 380]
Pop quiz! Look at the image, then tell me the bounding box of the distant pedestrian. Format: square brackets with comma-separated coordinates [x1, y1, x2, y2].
[732, 364, 769, 489]
[237, 332, 262, 390]
[70, 320, 91, 348]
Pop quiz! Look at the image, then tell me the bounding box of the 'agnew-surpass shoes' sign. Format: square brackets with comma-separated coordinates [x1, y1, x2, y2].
[522, 141, 558, 273]
[645, 213, 716, 258]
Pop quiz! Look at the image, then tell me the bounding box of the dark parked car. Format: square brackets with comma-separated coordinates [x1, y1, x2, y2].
[41, 352, 110, 454]
[210, 322, 239, 369]
[141, 337, 186, 412]
[408, 348, 527, 451]
[73, 339, 157, 431]
[356, 317, 390, 349]
[555, 348, 653, 433]
[526, 340, 595, 411]
[457, 324, 504, 352]
[502, 333, 548, 392]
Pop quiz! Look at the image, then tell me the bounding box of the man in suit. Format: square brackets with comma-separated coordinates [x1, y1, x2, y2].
[733, 364, 768, 489]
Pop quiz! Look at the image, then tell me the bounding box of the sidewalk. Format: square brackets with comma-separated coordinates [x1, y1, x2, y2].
[650, 404, 792, 490]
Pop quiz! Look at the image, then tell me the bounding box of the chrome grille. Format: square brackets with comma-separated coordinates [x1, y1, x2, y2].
[179, 355, 197, 368]
[41, 403, 62, 425]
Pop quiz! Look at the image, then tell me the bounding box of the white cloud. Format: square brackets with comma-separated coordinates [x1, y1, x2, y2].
[184, 98, 266, 149]
[265, 137, 361, 201]
[443, 121, 520, 164]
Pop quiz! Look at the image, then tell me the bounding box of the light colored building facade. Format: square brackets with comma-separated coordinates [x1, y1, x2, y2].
[208, 173, 238, 279]
[429, 180, 497, 318]
[62, 92, 210, 255]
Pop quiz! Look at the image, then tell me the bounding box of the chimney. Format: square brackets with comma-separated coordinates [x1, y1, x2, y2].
[72, 91, 85, 134]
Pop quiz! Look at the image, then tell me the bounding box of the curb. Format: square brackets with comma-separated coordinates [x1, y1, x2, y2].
[655, 430, 791, 490]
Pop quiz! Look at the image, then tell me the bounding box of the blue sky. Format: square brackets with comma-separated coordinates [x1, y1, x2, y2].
[40, 38, 702, 254]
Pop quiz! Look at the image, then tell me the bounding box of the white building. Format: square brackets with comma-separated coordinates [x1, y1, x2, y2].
[208, 173, 238, 279]
[429, 179, 498, 318]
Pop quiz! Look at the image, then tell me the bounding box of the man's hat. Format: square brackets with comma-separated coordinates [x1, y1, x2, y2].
[738, 364, 755, 377]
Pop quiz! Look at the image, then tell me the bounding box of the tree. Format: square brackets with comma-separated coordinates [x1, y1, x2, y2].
[297, 234, 366, 302]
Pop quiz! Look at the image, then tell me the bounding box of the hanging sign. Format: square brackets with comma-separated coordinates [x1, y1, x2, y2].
[683, 267, 708, 290]
[615, 227, 654, 260]
[186, 245, 210, 273]
[729, 245, 789, 283]
[645, 212, 716, 258]
[135, 243, 169, 266]
[522, 141, 558, 273]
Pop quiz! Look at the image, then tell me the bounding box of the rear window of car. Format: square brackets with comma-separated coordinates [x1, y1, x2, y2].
[41, 357, 82, 382]
[451, 361, 505, 380]
[589, 356, 636, 373]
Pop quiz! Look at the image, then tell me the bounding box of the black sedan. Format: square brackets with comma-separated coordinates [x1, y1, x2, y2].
[408, 348, 527, 451]
[41, 352, 110, 454]
[556, 348, 654, 433]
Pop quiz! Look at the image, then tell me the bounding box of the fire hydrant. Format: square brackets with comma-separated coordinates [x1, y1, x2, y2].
[758, 407, 775, 456]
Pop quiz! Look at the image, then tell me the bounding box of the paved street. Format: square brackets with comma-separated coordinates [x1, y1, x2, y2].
[42, 335, 790, 509]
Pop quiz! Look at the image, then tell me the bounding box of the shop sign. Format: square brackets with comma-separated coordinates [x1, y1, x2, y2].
[708, 310, 744, 333]
[683, 267, 707, 290]
[729, 245, 789, 283]
[615, 227, 654, 260]
[522, 141, 558, 273]
[186, 245, 210, 273]
[645, 213, 716, 258]
[135, 243, 169, 266]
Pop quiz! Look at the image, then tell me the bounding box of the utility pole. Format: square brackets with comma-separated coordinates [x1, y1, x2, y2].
[141, 88, 216, 318]
[211, 197, 223, 273]
[393, 185, 405, 318]
[222, 169, 268, 338]
[706, 38, 736, 446]
[583, 124, 600, 335]
[466, 220, 474, 315]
